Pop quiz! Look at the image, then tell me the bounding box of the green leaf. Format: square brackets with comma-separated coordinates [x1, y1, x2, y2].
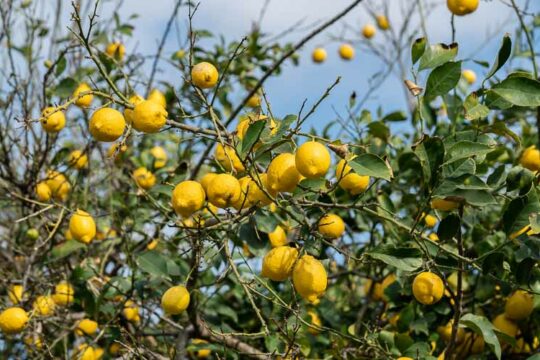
[503, 187, 540, 235]
[367, 121, 390, 140]
[444, 140, 495, 164]
[269, 114, 296, 140]
[368, 246, 423, 272]
[240, 120, 265, 156]
[460, 314, 501, 360]
[488, 76, 540, 107]
[418, 43, 458, 71]
[55, 56, 67, 77]
[137, 251, 170, 278]
[411, 37, 427, 65]
[424, 61, 462, 100]
[413, 136, 445, 186]
[382, 110, 407, 122]
[349, 153, 393, 181]
[463, 93, 489, 120]
[437, 214, 460, 241]
[51, 240, 85, 260]
[485, 34, 512, 81]
[54, 77, 77, 98]
[254, 210, 279, 233]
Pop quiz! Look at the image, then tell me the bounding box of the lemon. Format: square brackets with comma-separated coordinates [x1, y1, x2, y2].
[132, 167, 156, 190]
[295, 141, 331, 179]
[69, 209, 96, 244]
[109, 343, 122, 356]
[505, 290, 534, 320]
[148, 88, 167, 108]
[76, 318, 98, 336]
[293, 255, 327, 303]
[318, 214, 345, 239]
[376, 15, 390, 30]
[365, 274, 396, 301]
[24, 335, 43, 350]
[147, 239, 159, 250]
[161, 285, 190, 315]
[0, 307, 29, 334]
[173, 49, 186, 60]
[520, 145, 540, 171]
[191, 62, 219, 88]
[307, 310, 322, 335]
[397, 358, 413, 360]
[362, 24, 376, 39]
[312, 48, 327, 63]
[122, 300, 140, 323]
[36, 182, 52, 201]
[94, 347, 104, 359]
[336, 158, 370, 195]
[89, 108, 126, 142]
[412, 272, 444, 305]
[33, 295, 55, 316]
[41, 107, 66, 133]
[437, 320, 465, 343]
[492, 313, 518, 338]
[423, 213, 438, 228]
[8, 285, 24, 304]
[246, 94, 261, 108]
[215, 143, 245, 172]
[105, 42, 125, 61]
[232, 176, 258, 210]
[236, 113, 268, 140]
[132, 100, 168, 133]
[338, 44, 354, 60]
[430, 198, 459, 211]
[190, 339, 211, 358]
[269, 225, 287, 247]
[267, 153, 301, 193]
[447, 0, 479, 16]
[150, 146, 167, 168]
[172, 180, 206, 217]
[462, 69, 476, 84]
[124, 94, 144, 124]
[261, 246, 299, 281]
[107, 142, 128, 160]
[45, 170, 71, 201]
[429, 233, 439, 241]
[75, 343, 96, 360]
[73, 83, 93, 107]
[207, 174, 241, 208]
[53, 281, 74, 306]
[200, 173, 217, 193]
[68, 150, 88, 169]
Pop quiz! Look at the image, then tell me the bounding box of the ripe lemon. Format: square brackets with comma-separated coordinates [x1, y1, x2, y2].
[447, 0, 479, 16]
[318, 214, 345, 239]
[292, 255, 327, 303]
[520, 145, 540, 171]
[462, 69, 476, 84]
[505, 290, 534, 320]
[338, 44, 354, 60]
[207, 174, 241, 208]
[122, 300, 140, 323]
[376, 15, 390, 30]
[295, 141, 331, 179]
[75, 343, 96, 360]
[362, 24, 376, 39]
[41, 107, 66, 133]
[236, 113, 268, 140]
[261, 246, 299, 281]
[312, 48, 327, 63]
[150, 146, 167, 168]
[45, 170, 70, 201]
[53, 281, 74, 306]
[269, 225, 287, 247]
[73, 83, 93, 107]
[172, 180, 206, 217]
[246, 94, 261, 108]
[89, 108, 126, 142]
[307, 310, 322, 335]
[147, 239, 159, 250]
[68, 150, 88, 169]
[200, 173, 217, 194]
[0, 307, 29, 334]
[215, 143, 245, 172]
[173, 49, 186, 60]
[429, 233, 439, 241]
[36, 182, 52, 201]
[24, 335, 43, 350]
[232, 176, 257, 210]
[132, 100, 168, 133]
[412, 272, 444, 305]
[267, 153, 301, 193]
[191, 62, 219, 89]
[148, 88, 167, 108]
[365, 273, 396, 301]
[107, 142, 128, 160]
[105, 42, 125, 61]
[430, 198, 459, 211]
[190, 339, 211, 358]
[336, 158, 369, 195]
[69, 209, 97, 244]
[423, 213, 438, 228]
[33, 295, 56, 316]
[492, 313, 518, 338]
[161, 285, 190, 315]
[76, 318, 98, 336]
[437, 320, 465, 343]
[8, 285, 24, 304]
[132, 167, 156, 190]
[94, 347, 104, 359]
[124, 94, 144, 124]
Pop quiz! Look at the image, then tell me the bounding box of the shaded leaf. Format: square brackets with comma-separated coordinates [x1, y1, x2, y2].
[418, 43, 458, 71]
[460, 314, 501, 360]
[349, 153, 393, 181]
[424, 61, 462, 100]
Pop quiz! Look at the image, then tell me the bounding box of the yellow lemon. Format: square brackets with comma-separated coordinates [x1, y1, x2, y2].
[45, 170, 70, 201]
[267, 153, 301, 193]
[107, 142, 128, 161]
[132, 100, 168, 133]
[365, 274, 396, 301]
[69, 209, 96, 244]
[172, 180, 206, 217]
[0, 307, 29, 334]
[207, 173, 241, 208]
[161, 285, 190, 315]
[200, 173, 217, 194]
[191, 62, 219, 89]
[447, 0, 479, 16]
[190, 339, 211, 358]
[8, 285, 24, 304]
[236, 113, 268, 140]
[76, 318, 98, 336]
[412, 272, 444, 305]
[109, 343, 122, 356]
[53, 281, 74, 306]
[336, 158, 370, 195]
[429, 233, 439, 241]
[75, 343, 96, 360]
[447, 271, 470, 292]
[423, 213, 438, 228]
[174, 49, 186, 60]
[36, 182, 52, 201]
[41, 107, 66, 133]
[105, 42, 125, 61]
[68, 150, 88, 169]
[430, 198, 459, 211]
[73, 83, 93, 107]
[261, 246, 299, 281]
[246, 94, 261, 108]
[376, 15, 390, 30]
[505, 290, 534, 320]
[122, 300, 140, 323]
[362, 24, 376, 39]
[232, 176, 258, 210]
[33, 295, 55, 316]
[295, 141, 331, 179]
[437, 320, 465, 343]
[148, 88, 167, 108]
[23, 335, 43, 350]
[150, 146, 167, 168]
[312, 48, 327, 63]
[462, 69, 477, 84]
[94, 347, 104, 359]
[89, 107, 126, 142]
[147, 239, 159, 250]
[318, 214, 345, 239]
[132, 167, 156, 190]
[338, 44, 354, 60]
[215, 143, 245, 172]
[520, 145, 540, 171]
[492, 314, 518, 338]
[269, 225, 288, 247]
[293, 255, 327, 303]
[124, 94, 144, 124]
[397, 358, 414, 360]
[307, 310, 322, 335]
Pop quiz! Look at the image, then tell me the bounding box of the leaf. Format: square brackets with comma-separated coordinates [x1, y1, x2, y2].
[418, 43, 458, 71]
[463, 93, 489, 120]
[437, 214, 460, 241]
[367, 121, 390, 140]
[424, 61, 462, 100]
[445, 140, 495, 164]
[349, 153, 393, 181]
[413, 136, 445, 186]
[254, 210, 279, 233]
[55, 56, 67, 77]
[485, 34, 512, 81]
[240, 120, 265, 156]
[51, 240, 85, 260]
[460, 314, 501, 360]
[382, 110, 407, 122]
[488, 76, 540, 107]
[411, 37, 427, 65]
[269, 114, 297, 140]
[137, 252, 170, 278]
[368, 246, 423, 272]
[54, 78, 77, 98]
[503, 187, 540, 235]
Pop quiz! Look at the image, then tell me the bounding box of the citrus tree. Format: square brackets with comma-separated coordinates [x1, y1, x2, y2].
[0, 0, 539, 359]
